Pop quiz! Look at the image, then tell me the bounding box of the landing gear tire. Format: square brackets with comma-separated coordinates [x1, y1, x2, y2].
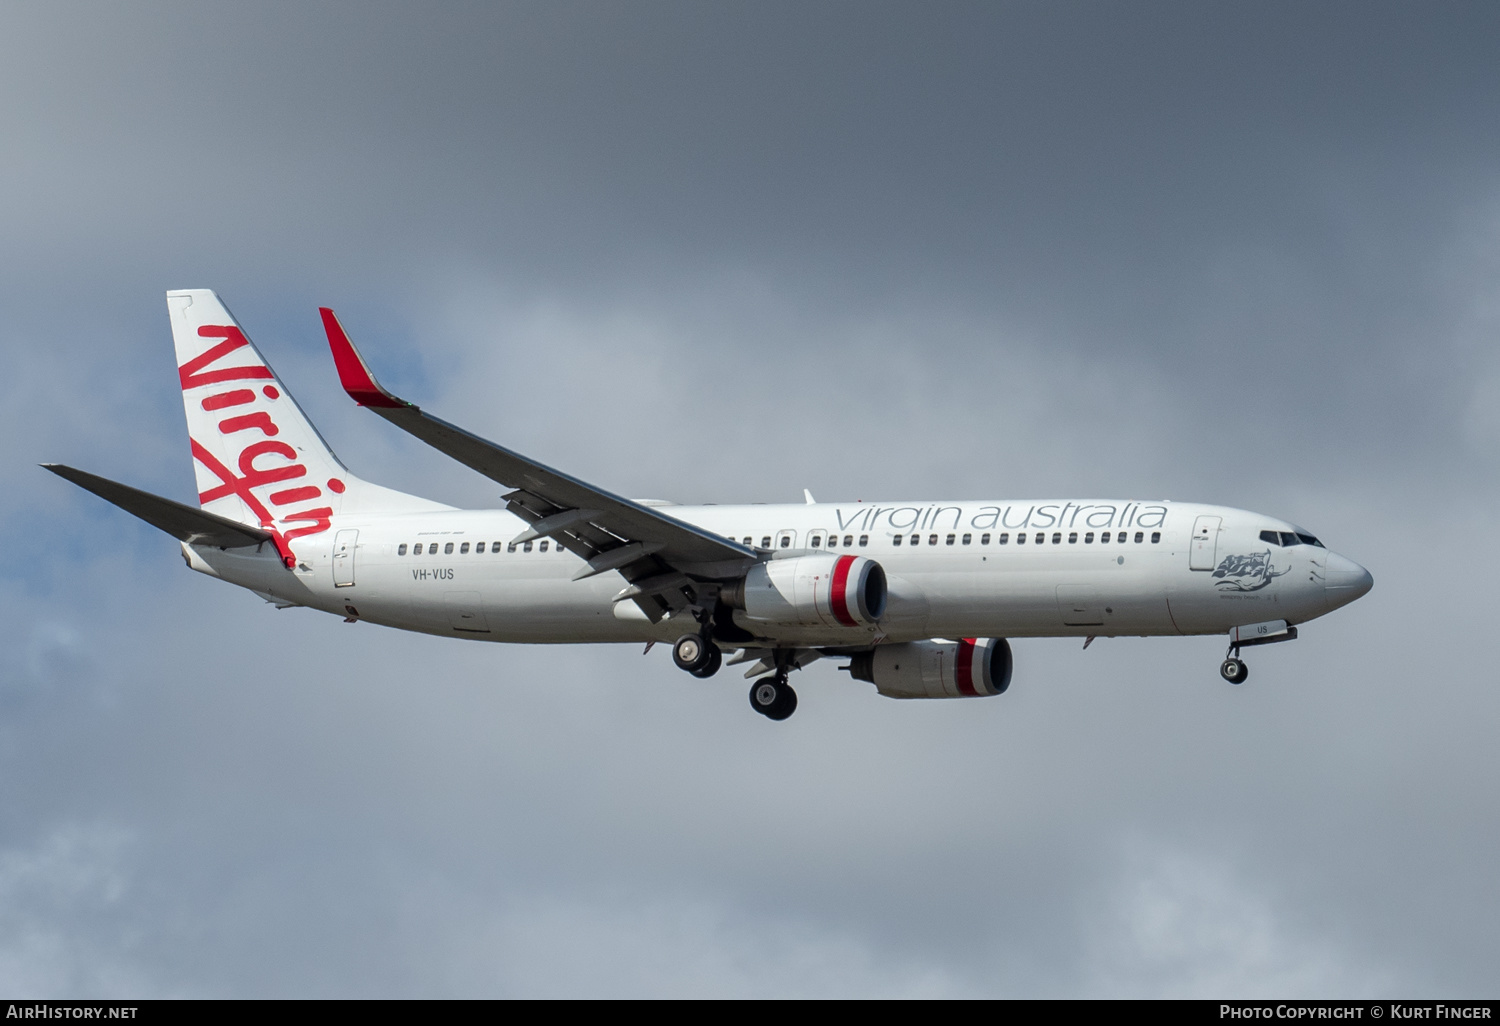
[1220, 658, 1248, 684]
[690, 645, 723, 678]
[673, 633, 715, 674]
[749, 678, 798, 720]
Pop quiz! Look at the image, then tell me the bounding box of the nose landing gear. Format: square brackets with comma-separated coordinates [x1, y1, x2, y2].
[1218, 621, 1298, 685]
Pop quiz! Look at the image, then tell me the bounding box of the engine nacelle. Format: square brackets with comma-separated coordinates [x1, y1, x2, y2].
[726, 554, 886, 628]
[847, 638, 1012, 699]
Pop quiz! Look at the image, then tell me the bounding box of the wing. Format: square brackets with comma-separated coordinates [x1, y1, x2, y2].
[319, 308, 756, 621]
[43, 464, 276, 549]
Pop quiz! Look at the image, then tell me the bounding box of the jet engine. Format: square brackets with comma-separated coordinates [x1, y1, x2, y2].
[724, 554, 886, 628]
[846, 638, 1012, 699]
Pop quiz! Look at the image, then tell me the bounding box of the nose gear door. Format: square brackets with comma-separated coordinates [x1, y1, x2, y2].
[1189, 516, 1221, 571]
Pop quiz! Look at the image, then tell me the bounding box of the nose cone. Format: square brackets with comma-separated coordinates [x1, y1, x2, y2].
[1324, 551, 1373, 608]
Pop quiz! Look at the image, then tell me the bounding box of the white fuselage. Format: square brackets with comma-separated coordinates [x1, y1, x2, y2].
[186, 498, 1364, 647]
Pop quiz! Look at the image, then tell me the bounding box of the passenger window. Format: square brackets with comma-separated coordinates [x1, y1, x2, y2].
[1052, 533, 1062, 544]
[1134, 532, 1143, 543]
[844, 536, 853, 547]
[476, 542, 485, 553]
[929, 534, 939, 546]
[539, 541, 549, 552]
[1151, 532, 1161, 543]
[444, 542, 454, 554]
[493, 542, 502, 553]
[398, 543, 408, 555]
[1084, 532, 1094, 543]
[1036, 533, 1045, 544]
[810, 535, 822, 548]
[892, 535, 903, 546]
[946, 534, 955, 545]
[995, 533, 1005, 544]
[1068, 532, 1077, 544]
[460, 542, 470, 554]
[962, 533, 971, 545]
[507, 543, 517, 553]
[827, 535, 837, 548]
[858, 535, 868, 547]
[1016, 532, 1026, 545]
[523, 541, 533, 552]
[779, 536, 791, 549]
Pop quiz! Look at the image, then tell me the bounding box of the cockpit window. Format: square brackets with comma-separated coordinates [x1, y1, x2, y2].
[1261, 528, 1327, 548]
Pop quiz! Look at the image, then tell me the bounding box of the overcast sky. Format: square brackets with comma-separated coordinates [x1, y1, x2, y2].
[3, 0, 1499, 997]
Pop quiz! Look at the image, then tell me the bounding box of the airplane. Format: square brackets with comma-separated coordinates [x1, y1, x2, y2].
[45, 290, 1374, 721]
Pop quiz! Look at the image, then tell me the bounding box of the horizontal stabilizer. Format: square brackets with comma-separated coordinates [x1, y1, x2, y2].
[43, 464, 274, 549]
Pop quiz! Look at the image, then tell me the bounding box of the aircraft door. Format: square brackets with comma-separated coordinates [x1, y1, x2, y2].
[1189, 516, 1221, 571]
[333, 529, 358, 587]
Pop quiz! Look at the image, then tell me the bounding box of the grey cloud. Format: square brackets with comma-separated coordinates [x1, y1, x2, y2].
[2, 0, 1497, 998]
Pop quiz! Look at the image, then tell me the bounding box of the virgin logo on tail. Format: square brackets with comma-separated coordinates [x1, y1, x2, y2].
[181, 325, 340, 565]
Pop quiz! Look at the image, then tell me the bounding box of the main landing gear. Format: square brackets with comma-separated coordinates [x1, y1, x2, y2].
[673, 630, 799, 721]
[749, 675, 797, 721]
[673, 633, 722, 678]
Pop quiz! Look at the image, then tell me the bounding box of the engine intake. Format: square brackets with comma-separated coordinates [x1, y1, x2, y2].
[847, 638, 1012, 699]
[724, 554, 886, 628]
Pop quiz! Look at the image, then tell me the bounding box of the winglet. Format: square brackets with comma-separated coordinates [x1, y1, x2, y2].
[319, 307, 410, 409]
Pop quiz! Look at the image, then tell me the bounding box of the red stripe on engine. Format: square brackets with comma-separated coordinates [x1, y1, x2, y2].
[830, 555, 858, 626]
[955, 638, 978, 696]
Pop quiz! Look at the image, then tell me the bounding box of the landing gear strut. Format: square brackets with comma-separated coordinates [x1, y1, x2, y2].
[673, 633, 722, 678]
[749, 675, 797, 720]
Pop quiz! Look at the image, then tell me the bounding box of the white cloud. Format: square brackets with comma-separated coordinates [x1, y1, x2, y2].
[0, 824, 166, 997]
[1083, 843, 1385, 998]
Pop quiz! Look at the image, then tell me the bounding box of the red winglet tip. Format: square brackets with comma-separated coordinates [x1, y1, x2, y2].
[319, 307, 407, 409]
